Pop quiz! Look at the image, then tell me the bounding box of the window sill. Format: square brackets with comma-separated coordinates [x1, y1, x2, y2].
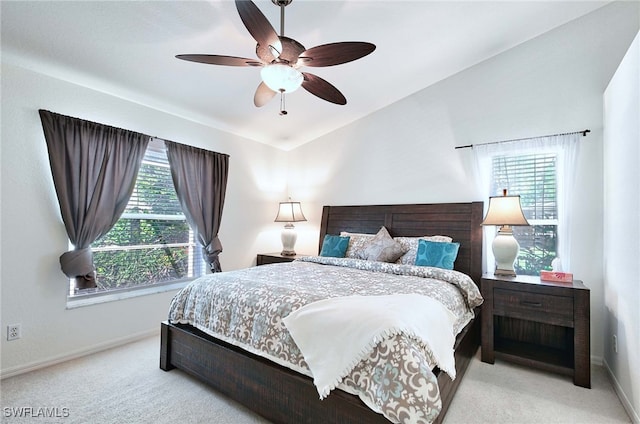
[66, 280, 193, 309]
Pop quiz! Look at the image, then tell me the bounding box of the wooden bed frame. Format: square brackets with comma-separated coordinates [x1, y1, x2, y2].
[160, 201, 484, 424]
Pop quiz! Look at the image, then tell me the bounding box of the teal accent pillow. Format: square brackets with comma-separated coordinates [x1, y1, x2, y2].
[415, 239, 460, 270]
[320, 235, 350, 258]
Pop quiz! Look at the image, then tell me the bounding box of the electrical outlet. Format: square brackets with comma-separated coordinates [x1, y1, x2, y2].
[613, 334, 618, 353]
[7, 324, 21, 341]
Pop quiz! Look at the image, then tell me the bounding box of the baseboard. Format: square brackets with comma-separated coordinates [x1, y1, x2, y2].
[591, 354, 604, 366]
[604, 358, 640, 424]
[0, 328, 159, 380]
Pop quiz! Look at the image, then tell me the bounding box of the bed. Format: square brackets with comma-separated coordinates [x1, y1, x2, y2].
[160, 201, 484, 424]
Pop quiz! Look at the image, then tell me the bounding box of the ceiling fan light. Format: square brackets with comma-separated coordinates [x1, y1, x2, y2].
[261, 64, 303, 93]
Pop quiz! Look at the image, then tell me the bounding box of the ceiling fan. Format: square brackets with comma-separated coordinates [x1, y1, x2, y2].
[176, 0, 376, 115]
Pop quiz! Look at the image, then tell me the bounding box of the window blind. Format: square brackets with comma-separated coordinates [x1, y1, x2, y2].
[491, 153, 557, 221]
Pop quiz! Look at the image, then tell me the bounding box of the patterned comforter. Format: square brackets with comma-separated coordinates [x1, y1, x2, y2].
[168, 256, 483, 424]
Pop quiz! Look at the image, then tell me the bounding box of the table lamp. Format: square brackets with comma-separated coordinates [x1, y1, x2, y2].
[481, 189, 530, 276]
[274, 200, 307, 256]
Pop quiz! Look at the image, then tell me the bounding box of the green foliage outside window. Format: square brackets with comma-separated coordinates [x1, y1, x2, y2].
[513, 225, 557, 275]
[92, 219, 191, 290]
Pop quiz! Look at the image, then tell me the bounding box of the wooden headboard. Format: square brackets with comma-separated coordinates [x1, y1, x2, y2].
[319, 202, 484, 285]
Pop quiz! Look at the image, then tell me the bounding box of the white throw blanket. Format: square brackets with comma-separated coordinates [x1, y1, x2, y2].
[283, 293, 457, 399]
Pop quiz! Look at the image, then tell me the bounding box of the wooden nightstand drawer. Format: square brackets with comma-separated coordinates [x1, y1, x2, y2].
[494, 288, 574, 327]
[257, 253, 305, 266]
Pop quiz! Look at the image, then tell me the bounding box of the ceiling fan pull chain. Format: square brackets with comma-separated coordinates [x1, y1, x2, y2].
[279, 90, 288, 116]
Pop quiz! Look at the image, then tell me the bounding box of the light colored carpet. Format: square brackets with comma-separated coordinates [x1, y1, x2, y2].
[444, 353, 630, 424]
[0, 335, 630, 424]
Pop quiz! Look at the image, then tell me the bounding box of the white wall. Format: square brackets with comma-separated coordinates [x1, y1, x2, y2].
[288, 1, 639, 367]
[0, 63, 288, 376]
[603, 32, 640, 423]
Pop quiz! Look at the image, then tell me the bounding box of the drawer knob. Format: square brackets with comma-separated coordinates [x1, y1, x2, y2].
[521, 301, 543, 307]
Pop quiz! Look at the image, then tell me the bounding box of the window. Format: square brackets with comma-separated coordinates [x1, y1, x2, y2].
[490, 153, 558, 275]
[70, 139, 205, 296]
[474, 133, 580, 276]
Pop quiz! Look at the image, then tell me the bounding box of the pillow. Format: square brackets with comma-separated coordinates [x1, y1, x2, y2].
[354, 227, 407, 263]
[340, 231, 375, 258]
[415, 239, 460, 270]
[395, 235, 454, 265]
[319, 235, 350, 258]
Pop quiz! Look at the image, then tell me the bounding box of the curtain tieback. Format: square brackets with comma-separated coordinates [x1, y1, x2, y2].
[203, 237, 223, 260]
[203, 237, 223, 271]
[60, 248, 95, 279]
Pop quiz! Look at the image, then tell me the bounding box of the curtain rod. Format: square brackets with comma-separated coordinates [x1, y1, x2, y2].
[454, 129, 590, 150]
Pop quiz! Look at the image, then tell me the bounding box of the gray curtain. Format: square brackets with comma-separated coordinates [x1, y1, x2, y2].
[164, 141, 229, 272]
[39, 110, 150, 289]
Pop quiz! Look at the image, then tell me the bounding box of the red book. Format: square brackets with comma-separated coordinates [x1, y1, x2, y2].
[540, 270, 573, 283]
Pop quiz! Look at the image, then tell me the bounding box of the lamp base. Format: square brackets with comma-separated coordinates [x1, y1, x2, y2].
[280, 223, 297, 257]
[492, 226, 520, 277]
[494, 268, 517, 277]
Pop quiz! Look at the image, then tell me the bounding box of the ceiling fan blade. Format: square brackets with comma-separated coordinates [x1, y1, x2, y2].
[275, 36, 306, 65]
[235, 0, 282, 62]
[301, 72, 347, 105]
[176, 54, 262, 67]
[298, 42, 376, 67]
[254, 82, 277, 107]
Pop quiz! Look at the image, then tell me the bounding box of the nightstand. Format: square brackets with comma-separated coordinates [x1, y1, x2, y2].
[481, 273, 590, 388]
[256, 253, 304, 266]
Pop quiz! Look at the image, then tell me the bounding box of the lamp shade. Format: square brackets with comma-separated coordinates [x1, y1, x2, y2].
[481, 195, 529, 226]
[274, 201, 307, 223]
[261, 64, 304, 93]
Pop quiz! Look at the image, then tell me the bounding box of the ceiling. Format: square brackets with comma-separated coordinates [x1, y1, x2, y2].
[1, 1, 608, 150]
